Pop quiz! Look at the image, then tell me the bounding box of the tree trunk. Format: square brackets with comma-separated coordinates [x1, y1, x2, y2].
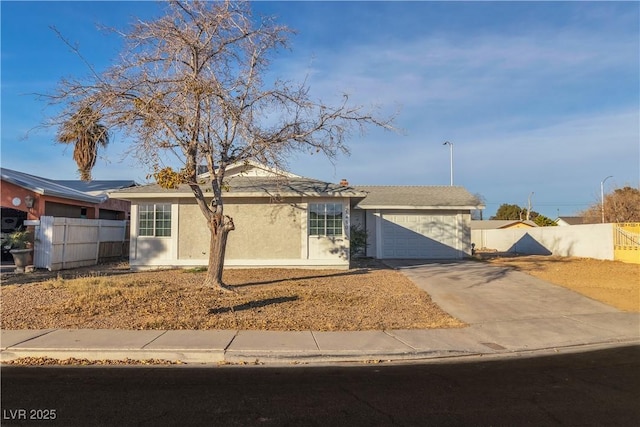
[203, 215, 235, 292]
[79, 169, 92, 182]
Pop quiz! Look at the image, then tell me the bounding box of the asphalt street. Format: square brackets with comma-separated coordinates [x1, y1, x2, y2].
[2, 345, 639, 426]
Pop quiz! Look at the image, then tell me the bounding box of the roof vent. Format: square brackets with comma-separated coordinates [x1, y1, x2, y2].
[339, 179, 349, 187]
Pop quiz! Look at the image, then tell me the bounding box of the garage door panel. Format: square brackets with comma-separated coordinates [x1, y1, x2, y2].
[380, 213, 461, 259]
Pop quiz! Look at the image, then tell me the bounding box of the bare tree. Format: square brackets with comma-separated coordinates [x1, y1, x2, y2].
[47, 0, 393, 290]
[56, 106, 110, 181]
[582, 186, 640, 223]
[470, 193, 485, 220]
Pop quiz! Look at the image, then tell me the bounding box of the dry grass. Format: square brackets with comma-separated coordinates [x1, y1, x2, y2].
[486, 256, 639, 312]
[3, 257, 635, 332]
[0, 265, 464, 331]
[1, 357, 182, 366]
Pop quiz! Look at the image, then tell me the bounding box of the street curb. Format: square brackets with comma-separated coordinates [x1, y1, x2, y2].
[222, 349, 482, 365]
[0, 349, 226, 364]
[2, 338, 638, 366]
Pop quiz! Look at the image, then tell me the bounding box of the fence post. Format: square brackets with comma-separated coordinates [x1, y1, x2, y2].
[61, 218, 68, 270]
[95, 220, 102, 264]
[40, 216, 54, 270]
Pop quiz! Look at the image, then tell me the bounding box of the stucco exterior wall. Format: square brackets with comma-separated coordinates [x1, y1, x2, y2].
[177, 198, 304, 260]
[227, 198, 304, 260]
[459, 212, 472, 255]
[471, 223, 615, 260]
[128, 195, 352, 269]
[1, 181, 44, 220]
[176, 203, 208, 260]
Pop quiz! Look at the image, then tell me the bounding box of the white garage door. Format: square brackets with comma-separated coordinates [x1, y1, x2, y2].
[380, 213, 461, 259]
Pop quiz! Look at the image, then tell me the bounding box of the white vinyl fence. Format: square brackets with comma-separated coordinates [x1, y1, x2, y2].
[471, 224, 614, 260]
[31, 216, 129, 271]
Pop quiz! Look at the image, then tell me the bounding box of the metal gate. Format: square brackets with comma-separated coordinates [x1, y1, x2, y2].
[614, 223, 640, 264]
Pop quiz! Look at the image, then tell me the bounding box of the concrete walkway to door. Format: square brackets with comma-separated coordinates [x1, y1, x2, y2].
[385, 260, 639, 352]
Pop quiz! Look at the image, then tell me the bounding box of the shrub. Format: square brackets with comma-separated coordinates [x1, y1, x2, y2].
[350, 225, 369, 257]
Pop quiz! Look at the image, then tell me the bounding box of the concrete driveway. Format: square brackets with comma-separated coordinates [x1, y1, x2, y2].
[386, 260, 639, 351]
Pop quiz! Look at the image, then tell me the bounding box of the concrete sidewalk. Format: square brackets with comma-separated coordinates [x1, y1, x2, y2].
[2, 261, 638, 365]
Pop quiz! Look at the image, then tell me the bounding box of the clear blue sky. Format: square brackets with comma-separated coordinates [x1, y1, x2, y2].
[2, 1, 638, 218]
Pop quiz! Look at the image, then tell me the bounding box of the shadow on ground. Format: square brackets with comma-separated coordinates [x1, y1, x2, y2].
[208, 296, 299, 315]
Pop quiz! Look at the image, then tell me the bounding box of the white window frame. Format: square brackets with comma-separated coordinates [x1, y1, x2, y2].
[138, 203, 172, 237]
[308, 203, 344, 236]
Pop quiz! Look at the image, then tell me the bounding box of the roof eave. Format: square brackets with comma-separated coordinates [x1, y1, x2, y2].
[3, 177, 104, 204]
[43, 191, 105, 204]
[355, 204, 483, 210]
[110, 191, 364, 199]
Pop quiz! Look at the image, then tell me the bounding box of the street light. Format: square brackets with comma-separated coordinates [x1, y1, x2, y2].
[600, 175, 613, 223]
[443, 141, 453, 186]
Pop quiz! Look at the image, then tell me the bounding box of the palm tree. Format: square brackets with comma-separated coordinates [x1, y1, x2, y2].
[56, 106, 110, 181]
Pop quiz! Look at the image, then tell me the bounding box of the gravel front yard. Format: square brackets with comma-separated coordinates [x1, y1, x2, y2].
[0, 261, 464, 331]
[3, 256, 635, 332]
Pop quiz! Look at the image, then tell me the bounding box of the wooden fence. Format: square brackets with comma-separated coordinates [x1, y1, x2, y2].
[30, 216, 129, 271]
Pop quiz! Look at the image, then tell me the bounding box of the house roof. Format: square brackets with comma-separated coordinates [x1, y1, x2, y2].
[197, 160, 302, 180]
[354, 186, 483, 209]
[111, 175, 367, 199]
[109, 162, 482, 208]
[470, 220, 538, 230]
[52, 180, 137, 196]
[1, 168, 106, 204]
[555, 216, 585, 225]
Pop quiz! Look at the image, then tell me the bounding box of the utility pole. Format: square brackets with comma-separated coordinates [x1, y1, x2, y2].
[443, 141, 453, 186]
[601, 175, 613, 223]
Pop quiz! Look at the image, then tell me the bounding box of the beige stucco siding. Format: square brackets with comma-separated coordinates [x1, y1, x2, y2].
[177, 202, 209, 260]
[178, 198, 303, 260]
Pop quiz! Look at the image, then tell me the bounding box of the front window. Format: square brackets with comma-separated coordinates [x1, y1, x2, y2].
[139, 204, 171, 237]
[309, 203, 343, 236]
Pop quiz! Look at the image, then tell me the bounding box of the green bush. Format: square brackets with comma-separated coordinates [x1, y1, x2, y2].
[4, 229, 33, 250]
[349, 225, 369, 257]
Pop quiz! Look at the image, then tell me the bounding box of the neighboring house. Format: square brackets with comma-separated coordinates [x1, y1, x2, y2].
[471, 220, 538, 230]
[111, 162, 484, 270]
[555, 216, 585, 226]
[50, 180, 137, 220]
[1, 168, 136, 231]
